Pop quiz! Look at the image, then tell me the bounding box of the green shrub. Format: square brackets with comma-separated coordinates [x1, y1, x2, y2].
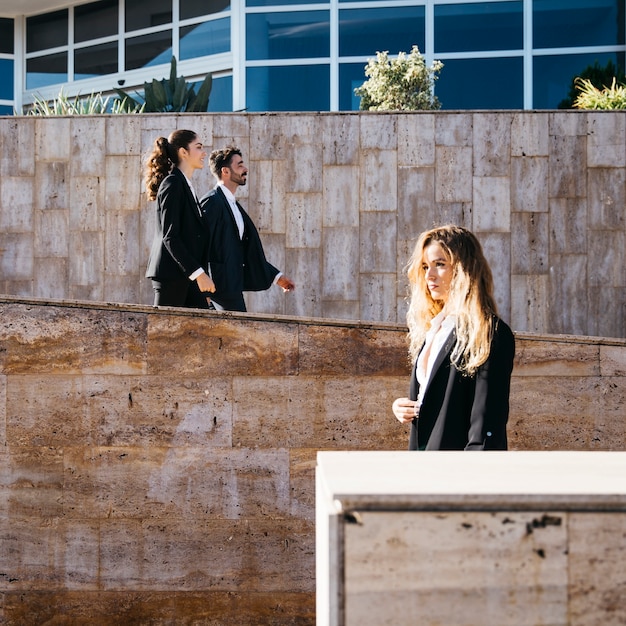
[24, 90, 143, 115]
[573, 77, 626, 110]
[354, 46, 443, 111]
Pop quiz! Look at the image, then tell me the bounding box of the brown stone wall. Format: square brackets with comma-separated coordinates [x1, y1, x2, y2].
[0, 111, 625, 338]
[1, 297, 625, 624]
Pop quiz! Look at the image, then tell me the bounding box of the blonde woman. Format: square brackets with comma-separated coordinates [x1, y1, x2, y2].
[392, 225, 515, 450]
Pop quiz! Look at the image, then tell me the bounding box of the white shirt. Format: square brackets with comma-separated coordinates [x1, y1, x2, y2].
[415, 312, 456, 406]
[217, 181, 245, 239]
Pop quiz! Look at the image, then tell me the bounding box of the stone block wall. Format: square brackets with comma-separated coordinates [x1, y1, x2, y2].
[1, 297, 625, 623]
[0, 111, 624, 338]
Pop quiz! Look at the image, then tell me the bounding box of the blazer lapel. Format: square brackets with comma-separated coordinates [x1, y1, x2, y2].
[424, 327, 456, 391]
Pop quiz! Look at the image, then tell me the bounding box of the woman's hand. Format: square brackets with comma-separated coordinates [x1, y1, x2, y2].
[392, 397, 420, 424]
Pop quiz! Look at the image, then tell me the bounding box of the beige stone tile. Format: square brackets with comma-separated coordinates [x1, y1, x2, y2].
[321, 299, 359, 320]
[0, 176, 34, 231]
[549, 135, 587, 198]
[359, 114, 397, 150]
[588, 287, 626, 339]
[359, 150, 398, 212]
[322, 226, 359, 300]
[322, 114, 360, 165]
[513, 337, 600, 377]
[1, 117, 35, 176]
[569, 513, 626, 626]
[480, 231, 511, 321]
[105, 116, 142, 156]
[397, 166, 435, 236]
[283, 247, 322, 318]
[104, 155, 143, 212]
[511, 112, 550, 157]
[0, 374, 6, 447]
[601, 344, 626, 376]
[473, 112, 512, 177]
[35, 209, 69, 258]
[510, 274, 549, 334]
[104, 209, 140, 275]
[511, 156, 549, 213]
[360, 211, 396, 273]
[586, 112, 626, 168]
[587, 167, 626, 230]
[249, 159, 287, 233]
[70, 117, 106, 177]
[344, 510, 568, 626]
[472, 176, 511, 232]
[549, 111, 587, 137]
[510, 211, 549, 274]
[103, 274, 141, 304]
[435, 146, 473, 202]
[322, 165, 360, 228]
[549, 198, 587, 254]
[35, 117, 70, 163]
[69, 175, 106, 232]
[146, 314, 299, 377]
[0, 232, 34, 280]
[69, 231, 104, 295]
[548, 254, 588, 336]
[289, 140, 323, 194]
[359, 273, 397, 323]
[435, 112, 472, 146]
[587, 230, 625, 287]
[289, 448, 317, 520]
[34, 260, 68, 301]
[397, 113, 435, 166]
[285, 192, 322, 248]
[35, 161, 68, 211]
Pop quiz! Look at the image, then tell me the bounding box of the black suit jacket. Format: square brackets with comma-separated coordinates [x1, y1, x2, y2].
[145, 167, 208, 281]
[408, 317, 515, 451]
[199, 186, 279, 298]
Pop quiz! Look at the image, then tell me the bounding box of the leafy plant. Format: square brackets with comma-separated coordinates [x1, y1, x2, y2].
[573, 77, 626, 110]
[115, 56, 212, 113]
[558, 60, 626, 109]
[354, 46, 443, 111]
[24, 89, 144, 115]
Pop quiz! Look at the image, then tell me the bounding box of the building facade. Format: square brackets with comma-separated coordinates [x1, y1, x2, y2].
[0, 0, 624, 114]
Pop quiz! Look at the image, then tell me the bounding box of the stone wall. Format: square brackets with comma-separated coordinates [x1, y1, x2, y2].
[0, 111, 624, 338]
[1, 297, 625, 624]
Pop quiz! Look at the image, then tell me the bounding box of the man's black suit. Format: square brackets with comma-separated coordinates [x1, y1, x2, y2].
[199, 186, 279, 312]
[145, 167, 209, 308]
[408, 317, 515, 451]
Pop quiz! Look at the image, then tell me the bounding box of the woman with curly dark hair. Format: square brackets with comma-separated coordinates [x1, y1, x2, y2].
[392, 225, 515, 450]
[144, 129, 215, 308]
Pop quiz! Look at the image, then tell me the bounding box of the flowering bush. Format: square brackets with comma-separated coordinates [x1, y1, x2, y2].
[354, 46, 443, 111]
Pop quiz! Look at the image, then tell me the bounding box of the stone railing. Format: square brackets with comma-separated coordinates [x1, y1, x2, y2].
[1, 296, 624, 623]
[0, 111, 624, 338]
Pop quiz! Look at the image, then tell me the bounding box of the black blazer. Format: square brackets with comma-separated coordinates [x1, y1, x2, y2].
[408, 317, 515, 451]
[199, 186, 279, 297]
[145, 167, 208, 281]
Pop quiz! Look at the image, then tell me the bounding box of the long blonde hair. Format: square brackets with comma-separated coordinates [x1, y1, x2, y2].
[406, 225, 498, 375]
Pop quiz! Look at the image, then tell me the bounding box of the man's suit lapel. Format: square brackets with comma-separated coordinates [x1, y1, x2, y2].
[216, 187, 242, 236]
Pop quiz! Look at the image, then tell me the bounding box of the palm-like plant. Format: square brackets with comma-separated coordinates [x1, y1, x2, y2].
[573, 77, 626, 110]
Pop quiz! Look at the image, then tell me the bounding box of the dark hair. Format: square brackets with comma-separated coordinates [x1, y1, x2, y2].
[209, 145, 242, 180]
[144, 129, 197, 201]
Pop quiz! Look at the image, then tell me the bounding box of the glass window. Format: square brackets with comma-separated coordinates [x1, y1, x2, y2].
[339, 7, 425, 57]
[125, 31, 173, 70]
[436, 56, 523, 109]
[26, 52, 68, 89]
[247, 11, 330, 60]
[181, 0, 230, 19]
[180, 18, 230, 59]
[204, 75, 233, 111]
[247, 0, 322, 7]
[75, 0, 118, 43]
[0, 105, 13, 116]
[75, 42, 119, 79]
[0, 59, 13, 99]
[247, 64, 329, 110]
[339, 62, 369, 110]
[27, 10, 68, 53]
[435, 1, 523, 53]
[533, 51, 625, 108]
[125, 0, 172, 32]
[534, 0, 625, 48]
[0, 18, 14, 54]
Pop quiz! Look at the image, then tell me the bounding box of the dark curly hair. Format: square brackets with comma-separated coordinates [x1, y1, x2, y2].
[144, 129, 197, 200]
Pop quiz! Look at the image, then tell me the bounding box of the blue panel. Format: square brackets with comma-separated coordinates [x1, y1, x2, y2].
[339, 6, 425, 57]
[0, 18, 14, 54]
[339, 62, 369, 110]
[533, 51, 625, 108]
[180, 18, 230, 59]
[125, 31, 173, 70]
[75, 42, 118, 80]
[207, 74, 233, 111]
[437, 56, 524, 109]
[246, 11, 330, 60]
[246, 64, 329, 110]
[435, 1, 523, 53]
[247, 0, 322, 7]
[0, 59, 13, 99]
[534, 0, 625, 48]
[26, 52, 68, 89]
[0, 104, 13, 115]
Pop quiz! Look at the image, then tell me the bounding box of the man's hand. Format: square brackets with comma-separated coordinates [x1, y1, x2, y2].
[277, 275, 295, 292]
[196, 272, 216, 294]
